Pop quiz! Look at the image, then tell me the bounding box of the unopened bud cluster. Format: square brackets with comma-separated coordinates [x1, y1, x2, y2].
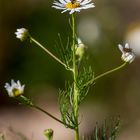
[44, 129, 54, 140]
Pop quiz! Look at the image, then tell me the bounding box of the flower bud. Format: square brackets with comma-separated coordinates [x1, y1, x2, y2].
[44, 129, 54, 140]
[76, 38, 87, 61]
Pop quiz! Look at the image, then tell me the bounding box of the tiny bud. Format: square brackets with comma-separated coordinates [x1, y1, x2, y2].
[44, 129, 54, 140]
[15, 28, 29, 41]
[76, 38, 87, 61]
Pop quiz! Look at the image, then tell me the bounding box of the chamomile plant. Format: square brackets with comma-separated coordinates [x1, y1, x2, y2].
[4, 1, 135, 140]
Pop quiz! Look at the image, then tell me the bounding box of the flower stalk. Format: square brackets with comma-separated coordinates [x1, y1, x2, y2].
[71, 14, 80, 140]
[17, 95, 74, 129]
[31, 104, 74, 129]
[30, 37, 72, 71]
[83, 62, 127, 87]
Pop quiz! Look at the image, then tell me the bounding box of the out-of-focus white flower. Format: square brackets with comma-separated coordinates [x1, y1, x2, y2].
[77, 17, 100, 46]
[15, 28, 29, 41]
[118, 43, 135, 63]
[125, 25, 140, 56]
[52, 0, 95, 14]
[4, 80, 25, 97]
[76, 38, 87, 61]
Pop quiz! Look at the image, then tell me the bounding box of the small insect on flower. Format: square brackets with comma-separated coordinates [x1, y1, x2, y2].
[4, 80, 25, 97]
[118, 43, 135, 63]
[15, 28, 29, 41]
[52, 0, 95, 14]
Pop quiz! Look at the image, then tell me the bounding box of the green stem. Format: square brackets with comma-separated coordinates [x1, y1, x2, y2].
[72, 14, 80, 140]
[83, 62, 127, 87]
[18, 96, 74, 129]
[30, 37, 72, 71]
[32, 105, 74, 129]
[94, 62, 127, 81]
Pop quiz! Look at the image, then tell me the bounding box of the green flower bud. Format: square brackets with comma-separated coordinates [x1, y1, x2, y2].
[76, 38, 87, 61]
[44, 129, 54, 140]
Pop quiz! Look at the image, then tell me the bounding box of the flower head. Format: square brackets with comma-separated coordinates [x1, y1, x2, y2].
[4, 80, 25, 97]
[15, 28, 29, 41]
[52, 0, 95, 14]
[118, 43, 135, 63]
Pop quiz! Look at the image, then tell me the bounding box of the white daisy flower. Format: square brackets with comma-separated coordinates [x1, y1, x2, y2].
[4, 80, 25, 97]
[52, 0, 95, 14]
[118, 43, 135, 63]
[15, 28, 29, 41]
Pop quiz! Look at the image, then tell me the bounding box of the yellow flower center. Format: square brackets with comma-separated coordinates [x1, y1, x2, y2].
[12, 88, 22, 97]
[66, 2, 80, 9]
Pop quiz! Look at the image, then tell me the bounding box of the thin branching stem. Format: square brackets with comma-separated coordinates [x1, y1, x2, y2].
[30, 37, 72, 71]
[83, 62, 127, 87]
[94, 62, 127, 81]
[31, 104, 74, 129]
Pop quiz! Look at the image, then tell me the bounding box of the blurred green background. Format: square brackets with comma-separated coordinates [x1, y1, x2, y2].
[0, 0, 140, 139]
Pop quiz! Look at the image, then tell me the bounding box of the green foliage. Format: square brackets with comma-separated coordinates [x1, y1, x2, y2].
[83, 117, 121, 140]
[77, 66, 94, 105]
[59, 65, 94, 128]
[54, 34, 73, 69]
[59, 82, 77, 129]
